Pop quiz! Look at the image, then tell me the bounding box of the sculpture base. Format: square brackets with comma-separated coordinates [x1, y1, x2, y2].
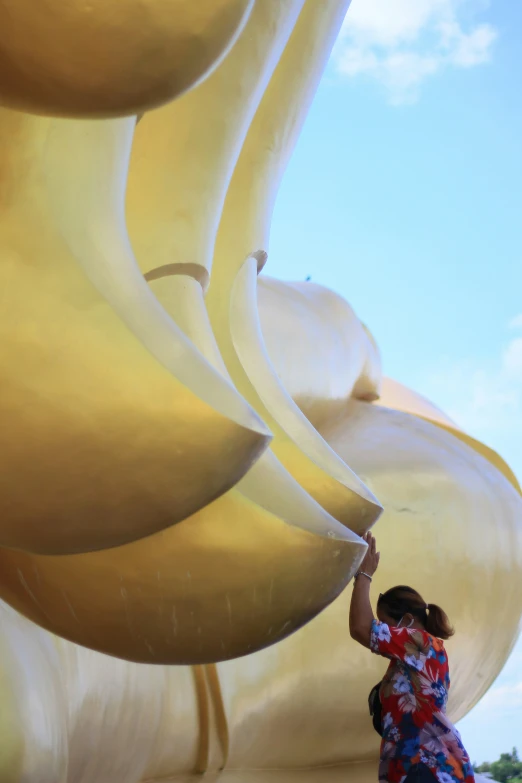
[156, 762, 379, 783]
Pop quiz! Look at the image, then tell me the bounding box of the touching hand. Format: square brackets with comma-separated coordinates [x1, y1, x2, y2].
[359, 532, 380, 576]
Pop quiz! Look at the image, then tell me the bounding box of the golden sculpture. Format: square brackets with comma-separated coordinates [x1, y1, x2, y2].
[0, 0, 255, 117]
[0, 1, 520, 782]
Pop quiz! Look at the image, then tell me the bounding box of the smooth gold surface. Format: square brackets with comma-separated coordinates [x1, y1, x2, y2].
[258, 277, 382, 425]
[1, 0, 521, 779]
[0, 249, 368, 660]
[0, 491, 364, 664]
[129, 0, 383, 535]
[0, 0, 255, 117]
[220, 400, 522, 770]
[146, 267, 381, 540]
[2, 398, 521, 781]
[227, 258, 381, 534]
[127, 0, 383, 537]
[0, 100, 369, 658]
[203, 0, 383, 535]
[0, 108, 271, 554]
[378, 376, 521, 492]
[127, 0, 307, 280]
[0, 618, 24, 783]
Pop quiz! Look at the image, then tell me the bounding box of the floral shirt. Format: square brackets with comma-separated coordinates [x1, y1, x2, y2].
[370, 620, 475, 783]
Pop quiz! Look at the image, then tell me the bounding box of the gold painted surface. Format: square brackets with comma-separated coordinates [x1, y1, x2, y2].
[193, 0, 383, 535]
[145, 265, 378, 550]
[0, 490, 364, 664]
[378, 377, 459, 429]
[0, 0, 521, 779]
[205, 664, 230, 770]
[128, 1, 381, 540]
[227, 258, 381, 535]
[0, 96, 369, 659]
[0, 108, 271, 555]
[0, 0, 255, 117]
[257, 275, 382, 426]
[127, 0, 307, 281]
[216, 402, 522, 771]
[156, 766, 380, 783]
[192, 666, 210, 774]
[3, 399, 521, 781]
[0, 637, 24, 783]
[377, 376, 521, 492]
[1, 265, 521, 774]
[146, 269, 381, 539]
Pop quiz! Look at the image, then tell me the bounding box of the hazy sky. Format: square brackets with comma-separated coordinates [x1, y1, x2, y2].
[269, 0, 522, 764]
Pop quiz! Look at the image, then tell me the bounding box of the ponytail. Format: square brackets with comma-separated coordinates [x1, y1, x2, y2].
[378, 586, 455, 640]
[425, 603, 454, 640]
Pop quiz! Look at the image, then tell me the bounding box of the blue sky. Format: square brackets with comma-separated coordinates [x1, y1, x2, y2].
[268, 0, 522, 764]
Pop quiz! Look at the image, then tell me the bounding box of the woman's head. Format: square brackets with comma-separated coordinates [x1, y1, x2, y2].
[377, 585, 454, 640]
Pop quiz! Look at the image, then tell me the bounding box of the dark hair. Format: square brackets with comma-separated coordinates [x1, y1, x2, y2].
[377, 585, 454, 640]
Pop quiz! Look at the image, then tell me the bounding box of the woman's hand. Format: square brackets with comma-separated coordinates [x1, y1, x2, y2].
[359, 532, 380, 576]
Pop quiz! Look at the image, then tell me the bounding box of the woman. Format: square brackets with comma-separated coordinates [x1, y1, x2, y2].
[350, 533, 475, 783]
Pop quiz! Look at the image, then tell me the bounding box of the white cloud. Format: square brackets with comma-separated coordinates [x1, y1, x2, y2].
[504, 336, 522, 377]
[509, 313, 522, 330]
[336, 0, 498, 104]
[457, 637, 522, 760]
[418, 316, 522, 440]
[471, 644, 522, 713]
[473, 681, 522, 714]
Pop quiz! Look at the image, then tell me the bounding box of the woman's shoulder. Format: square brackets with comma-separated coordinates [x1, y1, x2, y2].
[397, 626, 448, 663]
[422, 631, 449, 667]
[370, 620, 449, 670]
[425, 631, 446, 650]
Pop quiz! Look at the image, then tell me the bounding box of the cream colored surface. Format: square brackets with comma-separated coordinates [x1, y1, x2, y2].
[378, 377, 459, 429]
[257, 276, 382, 424]
[0, 0, 255, 117]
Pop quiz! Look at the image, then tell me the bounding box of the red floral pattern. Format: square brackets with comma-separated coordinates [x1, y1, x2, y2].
[370, 620, 475, 783]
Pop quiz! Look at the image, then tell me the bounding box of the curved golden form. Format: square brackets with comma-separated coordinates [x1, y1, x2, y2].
[0, 108, 271, 555]
[377, 377, 521, 492]
[0, 491, 364, 664]
[127, 0, 307, 283]
[211, 0, 382, 529]
[207, 0, 383, 535]
[0, 0, 521, 780]
[127, 0, 383, 537]
[0, 0, 255, 117]
[0, 0, 370, 661]
[1, 355, 521, 781]
[258, 278, 382, 424]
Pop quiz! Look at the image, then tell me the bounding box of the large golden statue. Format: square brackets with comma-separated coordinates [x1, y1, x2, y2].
[0, 1, 520, 782]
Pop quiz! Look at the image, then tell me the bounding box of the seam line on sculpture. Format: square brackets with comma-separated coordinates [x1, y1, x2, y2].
[144, 263, 210, 291]
[191, 665, 210, 774]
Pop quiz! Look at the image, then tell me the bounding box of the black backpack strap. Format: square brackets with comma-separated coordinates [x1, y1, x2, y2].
[368, 681, 384, 737]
